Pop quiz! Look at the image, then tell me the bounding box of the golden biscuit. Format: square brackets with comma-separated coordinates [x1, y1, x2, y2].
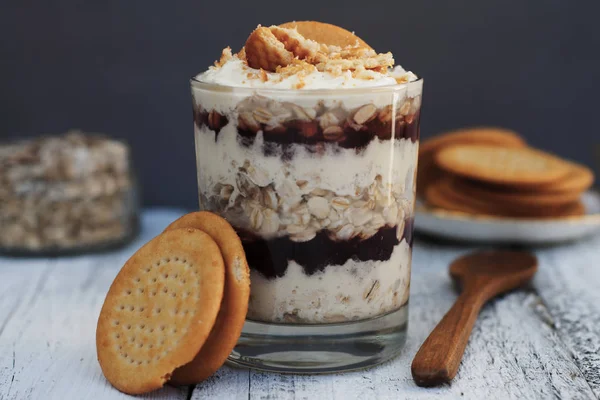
[96, 228, 225, 394]
[425, 182, 484, 215]
[279, 21, 372, 49]
[435, 145, 571, 186]
[467, 161, 594, 195]
[419, 127, 526, 156]
[416, 127, 527, 198]
[452, 178, 582, 208]
[245, 26, 296, 71]
[536, 161, 595, 193]
[269, 26, 323, 62]
[426, 180, 585, 218]
[416, 154, 447, 199]
[165, 212, 251, 385]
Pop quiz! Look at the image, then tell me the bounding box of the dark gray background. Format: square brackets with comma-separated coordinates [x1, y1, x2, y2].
[1, 1, 598, 209]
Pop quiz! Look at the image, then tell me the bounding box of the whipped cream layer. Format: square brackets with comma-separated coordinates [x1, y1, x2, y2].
[197, 57, 417, 90]
[195, 123, 418, 199]
[247, 239, 412, 323]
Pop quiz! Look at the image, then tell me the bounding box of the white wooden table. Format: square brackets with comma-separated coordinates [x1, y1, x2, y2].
[1, 209, 599, 400]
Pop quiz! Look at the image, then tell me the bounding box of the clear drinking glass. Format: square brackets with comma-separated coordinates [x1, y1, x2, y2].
[191, 78, 423, 373]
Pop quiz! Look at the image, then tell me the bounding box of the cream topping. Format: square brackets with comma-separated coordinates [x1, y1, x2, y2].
[197, 57, 417, 90]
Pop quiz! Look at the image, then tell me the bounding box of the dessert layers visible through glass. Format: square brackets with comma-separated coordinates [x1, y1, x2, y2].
[192, 81, 422, 325]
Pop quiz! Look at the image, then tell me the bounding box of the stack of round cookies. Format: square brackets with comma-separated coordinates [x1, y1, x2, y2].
[417, 127, 595, 219]
[96, 212, 250, 395]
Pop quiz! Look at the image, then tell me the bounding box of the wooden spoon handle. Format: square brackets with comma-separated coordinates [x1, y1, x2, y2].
[411, 288, 487, 387]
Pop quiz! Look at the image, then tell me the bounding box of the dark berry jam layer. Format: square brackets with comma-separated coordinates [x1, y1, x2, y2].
[194, 108, 229, 138]
[239, 218, 415, 279]
[193, 105, 420, 156]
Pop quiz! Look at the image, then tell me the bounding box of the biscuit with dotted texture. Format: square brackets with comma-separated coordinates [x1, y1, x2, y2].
[165, 212, 250, 385]
[96, 228, 225, 395]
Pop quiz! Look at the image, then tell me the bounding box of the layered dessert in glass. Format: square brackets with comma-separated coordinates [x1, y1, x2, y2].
[191, 21, 422, 372]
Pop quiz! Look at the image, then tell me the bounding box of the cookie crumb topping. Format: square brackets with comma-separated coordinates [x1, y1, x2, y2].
[198, 21, 418, 89]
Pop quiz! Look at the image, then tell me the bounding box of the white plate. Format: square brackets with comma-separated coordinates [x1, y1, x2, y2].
[415, 190, 600, 245]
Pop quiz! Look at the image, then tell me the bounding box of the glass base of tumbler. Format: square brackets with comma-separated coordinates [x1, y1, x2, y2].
[227, 304, 408, 374]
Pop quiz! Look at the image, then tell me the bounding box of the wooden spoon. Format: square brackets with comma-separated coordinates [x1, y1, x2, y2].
[411, 250, 538, 387]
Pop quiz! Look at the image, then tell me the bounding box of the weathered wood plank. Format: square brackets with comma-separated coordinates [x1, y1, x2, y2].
[0, 259, 50, 400]
[0, 210, 189, 400]
[535, 235, 600, 398]
[220, 242, 596, 400]
[0, 259, 49, 342]
[191, 365, 250, 399]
